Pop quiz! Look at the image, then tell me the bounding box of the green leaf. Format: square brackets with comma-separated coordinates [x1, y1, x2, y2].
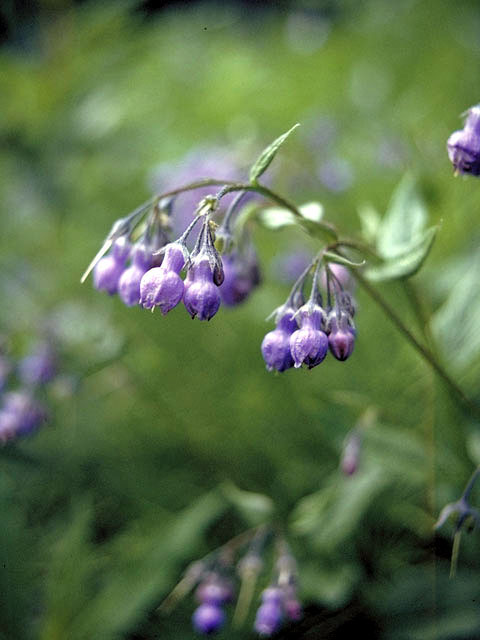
[221, 482, 274, 526]
[258, 200, 323, 231]
[249, 124, 300, 183]
[377, 173, 427, 259]
[431, 248, 480, 373]
[298, 201, 324, 222]
[358, 204, 381, 243]
[323, 251, 365, 268]
[364, 225, 438, 282]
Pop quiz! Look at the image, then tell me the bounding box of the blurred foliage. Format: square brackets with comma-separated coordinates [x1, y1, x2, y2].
[1, 1, 480, 638]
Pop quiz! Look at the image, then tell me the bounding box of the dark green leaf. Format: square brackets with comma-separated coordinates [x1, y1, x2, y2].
[249, 124, 300, 183]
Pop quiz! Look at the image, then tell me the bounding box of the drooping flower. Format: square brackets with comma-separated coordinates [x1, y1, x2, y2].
[447, 105, 480, 176]
[254, 587, 284, 636]
[139, 243, 186, 313]
[327, 310, 355, 361]
[289, 301, 328, 369]
[261, 306, 298, 372]
[184, 257, 221, 321]
[219, 248, 261, 307]
[192, 603, 226, 635]
[0, 391, 46, 442]
[118, 242, 154, 307]
[93, 236, 131, 295]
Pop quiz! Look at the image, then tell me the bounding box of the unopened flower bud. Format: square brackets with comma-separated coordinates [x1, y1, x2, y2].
[447, 105, 480, 176]
[192, 603, 225, 635]
[93, 236, 131, 295]
[261, 307, 298, 372]
[183, 257, 221, 321]
[289, 303, 328, 369]
[118, 242, 154, 306]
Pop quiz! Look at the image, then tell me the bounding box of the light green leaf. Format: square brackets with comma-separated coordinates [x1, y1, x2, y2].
[259, 206, 297, 230]
[377, 173, 427, 259]
[431, 248, 480, 373]
[365, 226, 437, 281]
[221, 482, 274, 526]
[358, 203, 381, 243]
[323, 251, 365, 268]
[249, 124, 300, 183]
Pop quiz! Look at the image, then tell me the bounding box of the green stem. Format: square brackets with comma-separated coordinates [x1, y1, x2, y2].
[351, 269, 480, 419]
[154, 179, 338, 241]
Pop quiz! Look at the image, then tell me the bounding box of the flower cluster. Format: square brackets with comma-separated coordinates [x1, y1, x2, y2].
[0, 340, 56, 443]
[447, 104, 480, 176]
[161, 529, 302, 637]
[87, 194, 260, 322]
[261, 261, 356, 373]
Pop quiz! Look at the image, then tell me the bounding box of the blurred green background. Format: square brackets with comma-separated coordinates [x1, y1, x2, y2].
[1, 1, 480, 638]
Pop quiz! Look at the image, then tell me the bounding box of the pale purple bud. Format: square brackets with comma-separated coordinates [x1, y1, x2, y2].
[118, 242, 154, 307]
[93, 237, 131, 295]
[183, 258, 221, 321]
[261, 308, 298, 372]
[261, 587, 284, 605]
[447, 105, 480, 176]
[19, 343, 57, 386]
[139, 243, 185, 313]
[341, 430, 362, 476]
[1, 391, 46, 440]
[192, 603, 225, 635]
[254, 601, 283, 636]
[289, 303, 328, 369]
[327, 313, 355, 361]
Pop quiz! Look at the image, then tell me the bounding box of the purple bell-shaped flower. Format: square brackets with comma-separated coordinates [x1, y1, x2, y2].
[261, 307, 298, 372]
[93, 236, 131, 295]
[289, 302, 328, 369]
[118, 242, 154, 307]
[447, 105, 480, 176]
[139, 243, 185, 313]
[183, 257, 221, 321]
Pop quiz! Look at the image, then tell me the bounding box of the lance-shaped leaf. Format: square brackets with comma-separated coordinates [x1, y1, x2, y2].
[365, 225, 438, 282]
[249, 124, 300, 183]
[323, 252, 365, 268]
[376, 173, 427, 259]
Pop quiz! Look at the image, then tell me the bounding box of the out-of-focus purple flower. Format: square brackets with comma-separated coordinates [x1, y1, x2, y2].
[341, 429, 362, 476]
[271, 250, 311, 285]
[195, 576, 234, 606]
[139, 243, 185, 313]
[327, 311, 355, 361]
[261, 306, 298, 372]
[192, 603, 225, 635]
[150, 146, 246, 237]
[18, 343, 57, 386]
[183, 257, 221, 321]
[447, 105, 480, 176]
[320, 263, 353, 291]
[93, 236, 131, 295]
[289, 302, 328, 369]
[118, 242, 154, 307]
[220, 248, 260, 307]
[0, 391, 46, 442]
[318, 157, 354, 193]
[254, 588, 284, 636]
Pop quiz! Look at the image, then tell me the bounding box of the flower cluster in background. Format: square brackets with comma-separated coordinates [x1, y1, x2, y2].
[162, 528, 302, 637]
[0, 339, 56, 443]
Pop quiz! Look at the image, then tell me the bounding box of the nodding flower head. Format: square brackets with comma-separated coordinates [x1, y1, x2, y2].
[192, 603, 226, 635]
[183, 257, 221, 321]
[220, 248, 261, 307]
[261, 306, 298, 373]
[139, 243, 185, 314]
[118, 242, 154, 307]
[93, 236, 131, 295]
[447, 105, 480, 176]
[289, 302, 328, 369]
